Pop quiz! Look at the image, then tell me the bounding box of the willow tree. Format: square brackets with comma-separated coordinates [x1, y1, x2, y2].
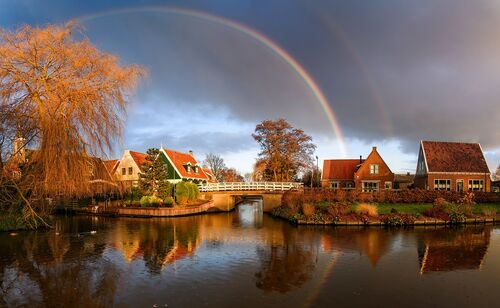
[0, 23, 144, 225]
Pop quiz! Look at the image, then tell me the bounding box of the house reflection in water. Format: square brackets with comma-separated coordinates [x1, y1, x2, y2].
[110, 218, 200, 273]
[417, 226, 491, 274]
[321, 228, 392, 267]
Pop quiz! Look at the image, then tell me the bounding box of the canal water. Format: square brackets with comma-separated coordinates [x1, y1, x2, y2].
[1, 199, 499, 307]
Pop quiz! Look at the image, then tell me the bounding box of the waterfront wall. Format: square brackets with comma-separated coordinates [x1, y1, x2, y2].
[117, 200, 216, 217]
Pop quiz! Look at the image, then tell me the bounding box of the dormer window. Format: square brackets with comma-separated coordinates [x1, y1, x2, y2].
[186, 164, 191, 173]
[194, 166, 199, 174]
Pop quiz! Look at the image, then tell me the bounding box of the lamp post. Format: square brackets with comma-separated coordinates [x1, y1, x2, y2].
[315, 155, 319, 188]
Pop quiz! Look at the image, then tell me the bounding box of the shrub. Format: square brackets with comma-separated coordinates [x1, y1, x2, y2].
[162, 196, 174, 207]
[140, 196, 150, 207]
[482, 208, 497, 217]
[356, 203, 378, 217]
[382, 214, 416, 226]
[140, 195, 162, 207]
[149, 195, 162, 207]
[423, 203, 448, 220]
[187, 182, 200, 201]
[446, 203, 473, 216]
[175, 182, 189, 204]
[457, 191, 475, 205]
[302, 203, 316, 217]
[449, 212, 466, 224]
[433, 197, 448, 207]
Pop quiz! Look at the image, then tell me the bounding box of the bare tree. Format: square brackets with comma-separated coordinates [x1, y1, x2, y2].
[203, 153, 226, 182]
[493, 165, 500, 181]
[0, 23, 144, 225]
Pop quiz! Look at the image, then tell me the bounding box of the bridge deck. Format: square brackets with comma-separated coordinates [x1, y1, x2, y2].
[198, 182, 303, 192]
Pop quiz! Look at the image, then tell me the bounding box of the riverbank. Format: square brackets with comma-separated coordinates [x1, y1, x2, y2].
[0, 215, 29, 232]
[55, 198, 238, 219]
[271, 202, 500, 226]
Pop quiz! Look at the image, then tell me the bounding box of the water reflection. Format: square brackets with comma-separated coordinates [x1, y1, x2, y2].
[1, 202, 499, 307]
[417, 226, 491, 274]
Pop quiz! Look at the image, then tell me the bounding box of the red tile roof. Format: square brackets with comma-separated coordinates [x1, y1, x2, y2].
[322, 159, 363, 181]
[103, 159, 119, 174]
[421, 141, 490, 173]
[162, 148, 209, 180]
[129, 151, 148, 172]
[203, 168, 217, 183]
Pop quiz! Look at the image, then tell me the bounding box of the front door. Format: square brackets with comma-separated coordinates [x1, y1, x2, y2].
[457, 180, 464, 192]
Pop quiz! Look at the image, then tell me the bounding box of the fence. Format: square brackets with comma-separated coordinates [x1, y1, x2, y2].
[198, 182, 303, 192]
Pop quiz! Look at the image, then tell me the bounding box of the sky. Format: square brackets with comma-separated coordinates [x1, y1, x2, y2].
[1, 0, 499, 174]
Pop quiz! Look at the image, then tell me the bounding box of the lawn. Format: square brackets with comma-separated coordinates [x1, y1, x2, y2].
[368, 203, 500, 216]
[372, 203, 433, 215]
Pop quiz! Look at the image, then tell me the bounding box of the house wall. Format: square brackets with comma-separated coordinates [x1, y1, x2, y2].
[354, 147, 394, 189]
[115, 150, 142, 185]
[425, 174, 491, 192]
[158, 152, 182, 181]
[321, 179, 355, 188]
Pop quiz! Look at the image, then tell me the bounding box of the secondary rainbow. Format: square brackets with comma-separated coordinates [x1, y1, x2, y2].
[78, 6, 348, 156]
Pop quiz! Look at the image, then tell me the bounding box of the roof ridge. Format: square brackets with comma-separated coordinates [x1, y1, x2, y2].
[421, 140, 480, 145]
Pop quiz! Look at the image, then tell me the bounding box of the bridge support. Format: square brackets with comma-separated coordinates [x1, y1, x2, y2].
[204, 193, 236, 212]
[201, 192, 283, 212]
[262, 194, 283, 212]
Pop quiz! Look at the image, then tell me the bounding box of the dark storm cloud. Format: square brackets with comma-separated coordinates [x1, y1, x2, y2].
[1, 0, 499, 158]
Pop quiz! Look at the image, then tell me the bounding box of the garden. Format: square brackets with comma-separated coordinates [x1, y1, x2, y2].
[271, 189, 500, 226]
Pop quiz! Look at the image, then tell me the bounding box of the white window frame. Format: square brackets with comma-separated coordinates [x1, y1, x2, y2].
[362, 181, 380, 192]
[384, 181, 392, 190]
[330, 182, 339, 189]
[434, 179, 451, 191]
[456, 179, 464, 192]
[370, 164, 379, 174]
[468, 179, 484, 191]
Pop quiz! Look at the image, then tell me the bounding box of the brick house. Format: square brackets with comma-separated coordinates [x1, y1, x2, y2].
[321, 146, 394, 191]
[414, 141, 491, 192]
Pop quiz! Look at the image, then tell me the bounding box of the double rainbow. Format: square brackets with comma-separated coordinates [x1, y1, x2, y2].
[78, 6, 347, 156]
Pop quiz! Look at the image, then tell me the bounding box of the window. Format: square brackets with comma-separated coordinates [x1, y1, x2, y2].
[362, 181, 379, 192]
[330, 182, 339, 189]
[468, 180, 484, 191]
[194, 166, 198, 174]
[128, 167, 133, 175]
[186, 165, 191, 173]
[122, 167, 126, 175]
[370, 164, 379, 174]
[456, 180, 464, 192]
[385, 182, 392, 190]
[434, 179, 451, 191]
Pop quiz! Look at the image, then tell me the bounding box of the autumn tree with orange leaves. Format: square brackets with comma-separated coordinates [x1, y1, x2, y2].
[252, 119, 316, 182]
[0, 23, 144, 227]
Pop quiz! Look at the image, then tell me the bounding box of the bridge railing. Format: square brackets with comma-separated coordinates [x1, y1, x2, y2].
[198, 182, 303, 192]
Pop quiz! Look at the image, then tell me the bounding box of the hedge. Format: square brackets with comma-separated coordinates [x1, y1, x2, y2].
[282, 189, 500, 207]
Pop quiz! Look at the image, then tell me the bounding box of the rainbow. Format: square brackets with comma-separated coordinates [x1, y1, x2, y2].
[77, 6, 347, 156]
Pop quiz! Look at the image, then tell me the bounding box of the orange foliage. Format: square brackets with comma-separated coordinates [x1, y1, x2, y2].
[0, 23, 144, 201]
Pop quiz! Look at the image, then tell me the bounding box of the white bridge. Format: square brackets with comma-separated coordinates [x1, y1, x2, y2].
[198, 182, 303, 192]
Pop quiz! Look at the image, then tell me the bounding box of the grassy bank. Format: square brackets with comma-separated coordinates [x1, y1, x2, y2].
[372, 203, 500, 215]
[272, 201, 500, 226]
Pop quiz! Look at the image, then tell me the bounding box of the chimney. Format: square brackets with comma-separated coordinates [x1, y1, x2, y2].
[188, 150, 194, 157]
[359, 155, 362, 164]
[372, 146, 377, 151]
